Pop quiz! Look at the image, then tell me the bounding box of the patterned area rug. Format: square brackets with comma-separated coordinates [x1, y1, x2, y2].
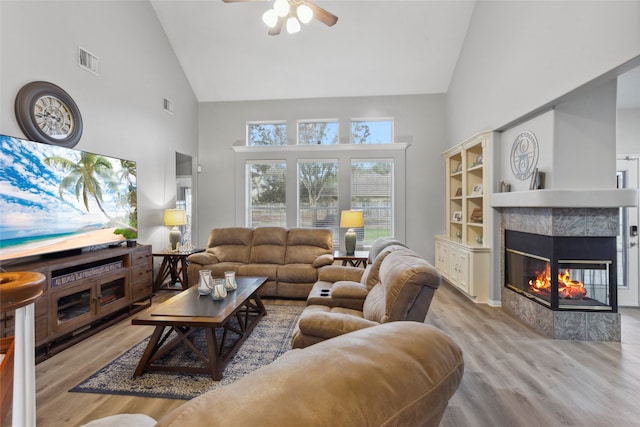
[70, 304, 302, 400]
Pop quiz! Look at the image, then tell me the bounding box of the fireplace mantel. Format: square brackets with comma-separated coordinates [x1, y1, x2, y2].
[491, 189, 637, 208]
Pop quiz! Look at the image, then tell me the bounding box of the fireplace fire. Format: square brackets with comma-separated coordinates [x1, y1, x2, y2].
[505, 230, 616, 312]
[529, 265, 587, 300]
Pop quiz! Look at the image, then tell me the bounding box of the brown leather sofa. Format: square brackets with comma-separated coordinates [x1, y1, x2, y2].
[292, 247, 442, 349]
[155, 321, 464, 427]
[306, 238, 408, 310]
[83, 322, 464, 427]
[187, 227, 333, 298]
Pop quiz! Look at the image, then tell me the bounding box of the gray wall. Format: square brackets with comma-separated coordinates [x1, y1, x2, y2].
[618, 108, 640, 155]
[446, 0, 640, 145]
[0, 0, 199, 252]
[197, 94, 446, 262]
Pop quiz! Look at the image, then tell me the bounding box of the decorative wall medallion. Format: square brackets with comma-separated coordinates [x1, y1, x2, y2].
[15, 81, 83, 148]
[510, 130, 539, 180]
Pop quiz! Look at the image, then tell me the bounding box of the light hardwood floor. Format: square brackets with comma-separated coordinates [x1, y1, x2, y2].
[17, 283, 640, 426]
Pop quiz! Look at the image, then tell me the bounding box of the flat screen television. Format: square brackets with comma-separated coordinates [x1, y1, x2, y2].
[0, 134, 137, 262]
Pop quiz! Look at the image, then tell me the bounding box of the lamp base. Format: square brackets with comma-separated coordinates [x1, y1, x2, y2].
[169, 227, 181, 250]
[345, 228, 357, 255]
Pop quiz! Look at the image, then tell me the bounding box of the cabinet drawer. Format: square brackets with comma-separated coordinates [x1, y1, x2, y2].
[131, 281, 152, 302]
[131, 264, 152, 282]
[131, 246, 152, 266]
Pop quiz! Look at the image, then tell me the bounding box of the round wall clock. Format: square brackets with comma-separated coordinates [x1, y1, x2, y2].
[15, 81, 83, 148]
[510, 130, 539, 180]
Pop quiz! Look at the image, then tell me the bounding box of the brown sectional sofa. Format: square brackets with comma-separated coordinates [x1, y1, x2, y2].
[292, 244, 442, 348]
[83, 321, 464, 427]
[187, 227, 333, 298]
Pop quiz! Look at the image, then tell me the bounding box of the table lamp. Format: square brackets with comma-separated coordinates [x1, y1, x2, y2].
[164, 209, 187, 250]
[340, 210, 364, 255]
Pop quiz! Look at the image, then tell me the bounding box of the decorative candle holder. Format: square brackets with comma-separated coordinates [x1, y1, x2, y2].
[211, 283, 227, 300]
[197, 270, 212, 296]
[224, 271, 237, 292]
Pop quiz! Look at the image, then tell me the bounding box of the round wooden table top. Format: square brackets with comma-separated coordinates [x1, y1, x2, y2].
[0, 271, 45, 312]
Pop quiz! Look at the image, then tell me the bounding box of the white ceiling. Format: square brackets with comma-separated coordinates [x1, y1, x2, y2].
[150, 0, 477, 103]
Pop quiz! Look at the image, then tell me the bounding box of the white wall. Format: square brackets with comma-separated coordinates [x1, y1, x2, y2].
[447, 0, 640, 145]
[197, 94, 446, 262]
[618, 108, 640, 155]
[0, 0, 199, 252]
[553, 79, 618, 190]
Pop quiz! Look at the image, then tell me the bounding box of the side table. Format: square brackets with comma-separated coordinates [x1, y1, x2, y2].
[333, 250, 369, 268]
[152, 249, 203, 291]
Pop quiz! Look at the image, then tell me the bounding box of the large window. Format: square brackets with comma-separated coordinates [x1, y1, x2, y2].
[298, 160, 339, 233]
[236, 117, 406, 248]
[298, 120, 339, 145]
[351, 119, 393, 144]
[248, 122, 287, 146]
[246, 161, 286, 227]
[351, 160, 393, 245]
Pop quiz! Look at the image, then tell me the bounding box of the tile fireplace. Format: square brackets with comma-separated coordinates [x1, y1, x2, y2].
[505, 230, 616, 312]
[500, 207, 621, 341]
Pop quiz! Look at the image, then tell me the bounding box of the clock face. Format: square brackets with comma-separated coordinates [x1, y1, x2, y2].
[15, 81, 83, 148]
[33, 95, 75, 140]
[510, 131, 539, 181]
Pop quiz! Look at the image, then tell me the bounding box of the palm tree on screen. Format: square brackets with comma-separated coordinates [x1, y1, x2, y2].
[44, 152, 135, 231]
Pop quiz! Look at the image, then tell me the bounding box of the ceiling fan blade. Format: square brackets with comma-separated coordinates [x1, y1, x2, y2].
[305, 1, 338, 27]
[268, 16, 285, 36]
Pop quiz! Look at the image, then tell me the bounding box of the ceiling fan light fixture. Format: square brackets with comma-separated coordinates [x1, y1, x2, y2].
[262, 9, 278, 28]
[296, 4, 313, 24]
[286, 15, 301, 34]
[274, 0, 290, 17]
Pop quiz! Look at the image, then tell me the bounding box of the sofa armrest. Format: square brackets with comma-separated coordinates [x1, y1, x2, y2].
[297, 310, 378, 340]
[187, 251, 218, 265]
[331, 281, 368, 299]
[312, 253, 334, 268]
[318, 265, 364, 283]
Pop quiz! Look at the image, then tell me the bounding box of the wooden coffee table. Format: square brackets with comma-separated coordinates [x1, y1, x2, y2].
[131, 276, 268, 380]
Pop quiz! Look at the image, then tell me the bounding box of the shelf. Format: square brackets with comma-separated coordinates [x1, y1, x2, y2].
[491, 189, 638, 208]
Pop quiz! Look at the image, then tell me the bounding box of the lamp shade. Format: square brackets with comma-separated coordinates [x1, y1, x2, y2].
[340, 210, 364, 228]
[164, 209, 187, 226]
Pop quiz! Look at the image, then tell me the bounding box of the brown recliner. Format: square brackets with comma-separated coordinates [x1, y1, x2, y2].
[154, 321, 464, 427]
[306, 239, 408, 311]
[291, 248, 441, 349]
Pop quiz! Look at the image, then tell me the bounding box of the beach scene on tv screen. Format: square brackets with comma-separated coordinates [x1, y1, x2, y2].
[0, 135, 137, 261]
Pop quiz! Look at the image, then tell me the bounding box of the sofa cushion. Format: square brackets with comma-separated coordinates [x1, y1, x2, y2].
[317, 265, 364, 283]
[331, 281, 368, 299]
[284, 228, 332, 264]
[237, 264, 279, 281]
[312, 253, 334, 268]
[359, 248, 391, 290]
[249, 227, 287, 264]
[156, 322, 464, 427]
[277, 264, 319, 283]
[363, 249, 440, 323]
[207, 227, 253, 263]
[367, 237, 407, 263]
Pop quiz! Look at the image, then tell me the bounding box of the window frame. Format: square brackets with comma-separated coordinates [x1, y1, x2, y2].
[246, 120, 288, 147]
[233, 143, 408, 249]
[350, 117, 394, 144]
[297, 119, 340, 145]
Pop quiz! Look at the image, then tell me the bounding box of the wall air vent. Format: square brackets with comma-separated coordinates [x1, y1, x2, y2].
[163, 97, 174, 115]
[78, 47, 99, 75]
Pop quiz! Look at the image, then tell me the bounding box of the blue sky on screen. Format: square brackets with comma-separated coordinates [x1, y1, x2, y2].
[0, 135, 126, 240]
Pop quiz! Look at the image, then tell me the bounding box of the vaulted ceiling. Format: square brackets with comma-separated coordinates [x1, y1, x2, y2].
[150, 0, 477, 103]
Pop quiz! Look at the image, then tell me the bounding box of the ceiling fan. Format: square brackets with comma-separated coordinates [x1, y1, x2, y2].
[222, 0, 338, 36]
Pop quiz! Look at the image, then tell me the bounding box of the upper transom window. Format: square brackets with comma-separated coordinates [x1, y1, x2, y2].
[298, 120, 339, 145]
[248, 122, 287, 146]
[351, 119, 393, 144]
